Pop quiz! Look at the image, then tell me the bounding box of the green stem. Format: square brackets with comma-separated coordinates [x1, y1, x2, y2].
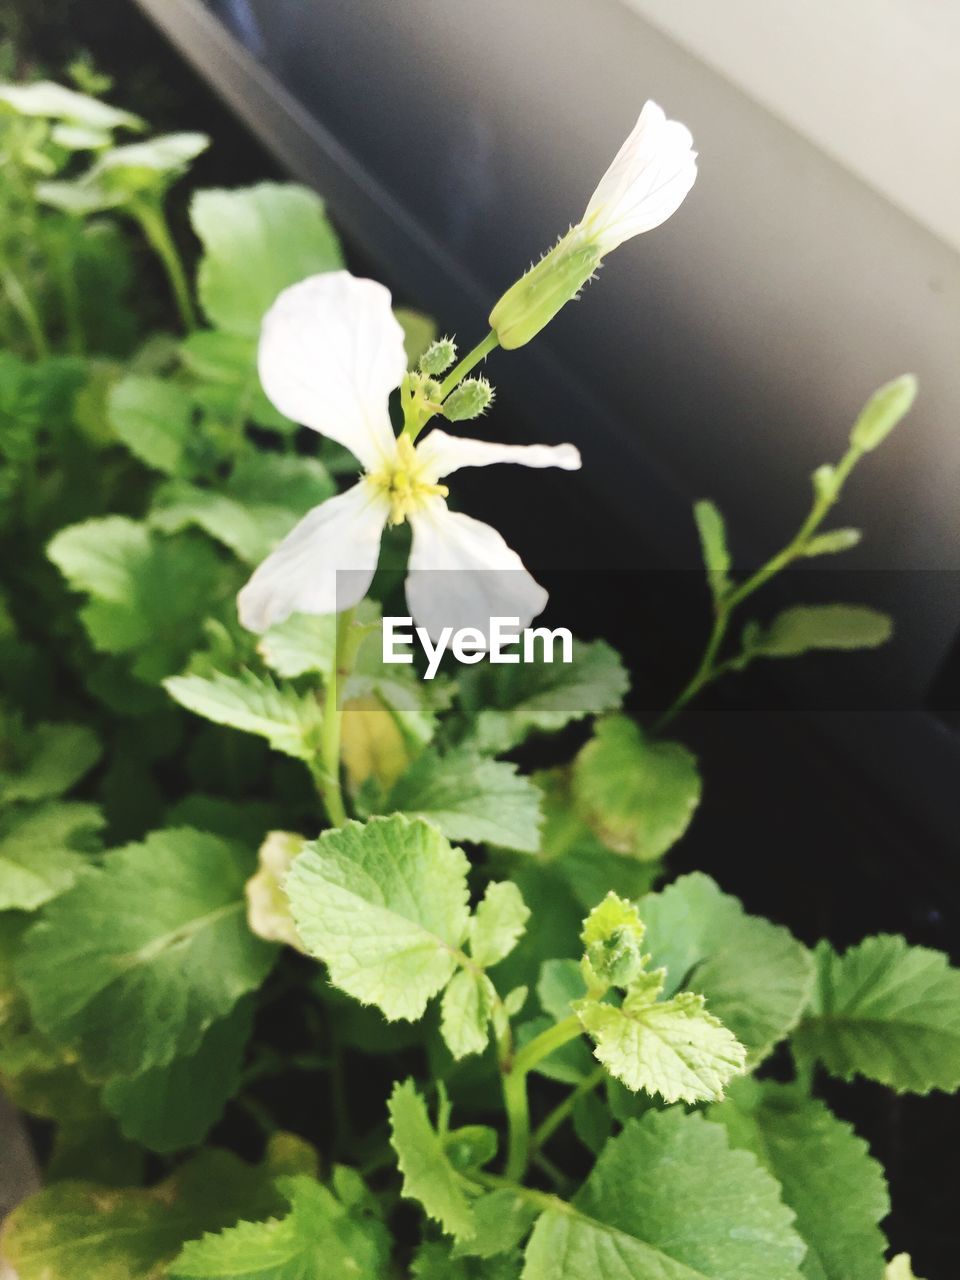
[531, 1065, 605, 1154]
[314, 607, 359, 828]
[438, 330, 499, 400]
[502, 1014, 582, 1181]
[132, 197, 198, 332]
[56, 249, 85, 356]
[658, 442, 864, 729]
[2, 265, 49, 358]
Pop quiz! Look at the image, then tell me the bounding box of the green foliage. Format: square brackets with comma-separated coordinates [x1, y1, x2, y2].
[17, 827, 276, 1078]
[793, 935, 960, 1093]
[694, 499, 731, 602]
[0, 800, 104, 909]
[109, 373, 195, 476]
[164, 671, 324, 761]
[571, 716, 701, 860]
[0, 716, 101, 804]
[745, 604, 892, 660]
[389, 1079, 479, 1239]
[711, 1078, 889, 1280]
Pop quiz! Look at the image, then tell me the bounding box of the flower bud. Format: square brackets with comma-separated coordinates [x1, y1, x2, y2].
[489, 233, 601, 349]
[849, 374, 917, 453]
[442, 375, 495, 421]
[419, 337, 457, 376]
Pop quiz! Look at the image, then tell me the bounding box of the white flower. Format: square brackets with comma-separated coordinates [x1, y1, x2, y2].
[578, 100, 697, 255]
[238, 272, 581, 639]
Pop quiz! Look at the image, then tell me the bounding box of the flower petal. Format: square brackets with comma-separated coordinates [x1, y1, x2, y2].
[258, 271, 406, 470]
[415, 428, 581, 481]
[406, 498, 548, 641]
[581, 100, 697, 253]
[237, 481, 390, 633]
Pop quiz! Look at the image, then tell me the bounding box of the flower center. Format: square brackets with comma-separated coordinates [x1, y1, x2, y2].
[368, 435, 448, 527]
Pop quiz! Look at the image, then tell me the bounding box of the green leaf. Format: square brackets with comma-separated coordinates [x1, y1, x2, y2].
[108, 374, 194, 476]
[191, 183, 344, 336]
[0, 1147, 283, 1280]
[151, 452, 335, 565]
[886, 1257, 926, 1280]
[711, 1078, 889, 1280]
[694, 500, 731, 601]
[258, 612, 338, 679]
[578, 978, 746, 1104]
[17, 827, 276, 1079]
[523, 1108, 805, 1280]
[571, 716, 701, 861]
[0, 718, 101, 804]
[441, 969, 497, 1059]
[470, 881, 530, 967]
[849, 375, 917, 452]
[388, 1078, 476, 1240]
[39, 134, 209, 212]
[800, 529, 862, 557]
[748, 605, 892, 658]
[48, 517, 226, 682]
[286, 816, 470, 1021]
[415, 1242, 522, 1278]
[0, 80, 144, 130]
[382, 748, 543, 852]
[164, 671, 324, 761]
[102, 1000, 254, 1153]
[245, 831, 308, 951]
[458, 638, 629, 754]
[793, 935, 960, 1093]
[169, 1172, 391, 1279]
[639, 873, 814, 1065]
[0, 801, 104, 911]
[452, 1190, 537, 1261]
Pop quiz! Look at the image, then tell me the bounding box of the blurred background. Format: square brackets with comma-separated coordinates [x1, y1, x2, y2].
[2, 0, 958, 1264]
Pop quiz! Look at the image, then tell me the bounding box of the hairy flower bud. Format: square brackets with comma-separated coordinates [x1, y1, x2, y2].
[419, 337, 457, 376]
[489, 234, 601, 349]
[849, 374, 917, 453]
[442, 375, 495, 421]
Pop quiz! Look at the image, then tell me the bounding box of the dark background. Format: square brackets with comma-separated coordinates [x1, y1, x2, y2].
[3, 0, 958, 1271]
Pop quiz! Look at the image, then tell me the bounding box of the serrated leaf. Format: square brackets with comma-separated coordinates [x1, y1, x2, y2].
[0, 801, 104, 910]
[169, 1172, 391, 1279]
[0, 718, 101, 804]
[415, 1242, 522, 1278]
[523, 1108, 805, 1280]
[0, 1147, 282, 1280]
[164, 671, 323, 761]
[749, 605, 892, 658]
[452, 1191, 536, 1261]
[286, 816, 470, 1021]
[694, 499, 731, 601]
[470, 881, 530, 967]
[102, 1000, 254, 1153]
[151, 453, 334, 565]
[793, 935, 960, 1093]
[258, 612, 338, 678]
[108, 374, 194, 475]
[192, 183, 344, 336]
[571, 716, 700, 861]
[48, 517, 226, 682]
[441, 969, 497, 1059]
[458, 638, 629, 754]
[639, 873, 814, 1066]
[383, 748, 543, 852]
[711, 1078, 889, 1280]
[17, 827, 276, 1079]
[388, 1078, 476, 1240]
[578, 983, 746, 1103]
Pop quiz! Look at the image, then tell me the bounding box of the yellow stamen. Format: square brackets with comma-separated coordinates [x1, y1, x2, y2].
[368, 435, 448, 526]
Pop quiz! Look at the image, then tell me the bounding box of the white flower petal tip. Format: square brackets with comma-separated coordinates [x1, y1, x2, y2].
[581, 99, 698, 254]
[416, 429, 582, 480]
[237, 483, 390, 634]
[257, 270, 407, 470]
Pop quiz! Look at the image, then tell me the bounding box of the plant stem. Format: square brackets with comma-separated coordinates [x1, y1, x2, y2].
[438, 329, 499, 400]
[531, 1065, 606, 1154]
[314, 607, 358, 828]
[657, 441, 864, 729]
[132, 197, 198, 332]
[57, 250, 85, 356]
[2, 265, 49, 358]
[502, 1014, 582, 1181]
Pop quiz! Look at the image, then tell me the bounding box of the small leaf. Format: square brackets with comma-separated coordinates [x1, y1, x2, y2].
[0, 80, 144, 130]
[458, 638, 629, 754]
[383, 748, 543, 853]
[793, 935, 960, 1093]
[415, 1242, 522, 1278]
[441, 969, 496, 1060]
[693, 499, 731, 601]
[17, 827, 276, 1079]
[886, 1256, 926, 1280]
[258, 612, 337, 679]
[470, 881, 530, 967]
[0, 719, 101, 804]
[0, 801, 104, 911]
[522, 1109, 805, 1280]
[748, 604, 892, 658]
[108, 374, 194, 476]
[191, 183, 344, 336]
[164, 671, 323, 761]
[286, 816, 470, 1021]
[711, 1078, 889, 1280]
[800, 528, 862, 557]
[388, 1079, 476, 1240]
[245, 831, 307, 951]
[169, 1173, 391, 1279]
[571, 716, 700, 861]
[849, 374, 917, 452]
